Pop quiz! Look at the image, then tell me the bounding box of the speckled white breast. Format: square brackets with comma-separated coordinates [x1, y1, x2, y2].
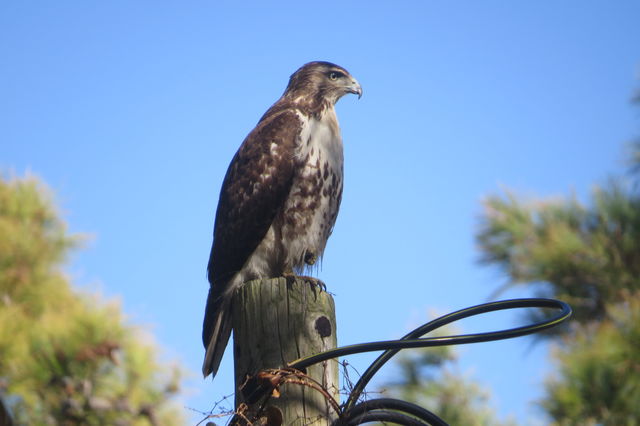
[236, 107, 343, 285]
[284, 107, 344, 271]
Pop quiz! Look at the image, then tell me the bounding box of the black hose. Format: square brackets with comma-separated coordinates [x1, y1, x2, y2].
[286, 298, 572, 420]
[339, 398, 448, 426]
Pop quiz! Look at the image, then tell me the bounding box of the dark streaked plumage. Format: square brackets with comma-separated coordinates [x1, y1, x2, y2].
[202, 61, 361, 378]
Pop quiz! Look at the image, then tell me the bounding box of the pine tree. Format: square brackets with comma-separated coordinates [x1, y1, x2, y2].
[541, 292, 640, 425]
[0, 175, 183, 425]
[476, 141, 640, 424]
[380, 325, 516, 426]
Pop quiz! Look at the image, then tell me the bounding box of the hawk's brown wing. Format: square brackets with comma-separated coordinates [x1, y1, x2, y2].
[203, 108, 300, 349]
[207, 109, 300, 285]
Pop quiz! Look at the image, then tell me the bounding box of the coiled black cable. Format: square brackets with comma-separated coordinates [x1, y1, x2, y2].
[341, 398, 446, 426]
[286, 298, 572, 425]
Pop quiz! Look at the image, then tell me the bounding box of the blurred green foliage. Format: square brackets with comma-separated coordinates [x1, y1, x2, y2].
[0, 175, 183, 425]
[542, 292, 640, 425]
[381, 324, 516, 426]
[477, 179, 639, 327]
[475, 141, 640, 424]
[383, 117, 639, 423]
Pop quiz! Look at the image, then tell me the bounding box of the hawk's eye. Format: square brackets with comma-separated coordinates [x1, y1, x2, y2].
[328, 71, 342, 81]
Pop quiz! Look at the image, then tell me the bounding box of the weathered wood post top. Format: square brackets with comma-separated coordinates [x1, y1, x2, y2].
[232, 277, 339, 426]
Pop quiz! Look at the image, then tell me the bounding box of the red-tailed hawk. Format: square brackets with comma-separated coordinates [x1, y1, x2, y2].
[202, 61, 362, 378]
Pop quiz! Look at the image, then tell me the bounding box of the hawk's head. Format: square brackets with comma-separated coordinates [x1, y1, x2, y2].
[284, 61, 362, 106]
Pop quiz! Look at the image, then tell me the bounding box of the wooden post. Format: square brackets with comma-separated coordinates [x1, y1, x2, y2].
[232, 277, 339, 425]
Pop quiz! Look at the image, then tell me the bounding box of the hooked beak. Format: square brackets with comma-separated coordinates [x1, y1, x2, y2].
[348, 78, 363, 99]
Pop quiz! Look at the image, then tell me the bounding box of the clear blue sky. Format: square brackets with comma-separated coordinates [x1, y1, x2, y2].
[2, 2, 639, 424]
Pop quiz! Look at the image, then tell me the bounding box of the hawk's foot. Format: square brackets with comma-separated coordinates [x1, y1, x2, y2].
[282, 272, 327, 293]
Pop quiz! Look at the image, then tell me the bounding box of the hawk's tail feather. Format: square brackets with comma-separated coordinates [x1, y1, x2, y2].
[202, 290, 233, 378]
